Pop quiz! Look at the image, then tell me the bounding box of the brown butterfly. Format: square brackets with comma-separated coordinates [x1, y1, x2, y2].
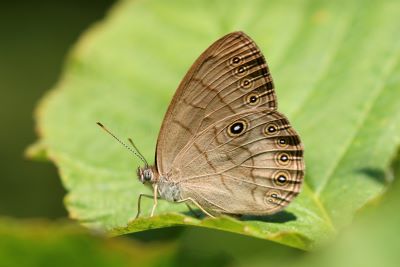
[98, 31, 304, 218]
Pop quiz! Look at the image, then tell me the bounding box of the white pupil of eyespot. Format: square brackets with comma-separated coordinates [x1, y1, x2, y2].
[234, 125, 241, 131]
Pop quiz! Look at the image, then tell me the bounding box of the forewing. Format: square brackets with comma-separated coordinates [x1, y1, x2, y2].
[156, 32, 277, 174]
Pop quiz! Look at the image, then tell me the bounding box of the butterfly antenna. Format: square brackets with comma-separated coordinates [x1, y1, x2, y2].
[128, 138, 148, 167]
[96, 122, 148, 166]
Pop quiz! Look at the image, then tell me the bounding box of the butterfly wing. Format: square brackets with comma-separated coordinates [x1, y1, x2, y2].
[171, 108, 304, 215]
[156, 32, 277, 173]
[155, 31, 303, 215]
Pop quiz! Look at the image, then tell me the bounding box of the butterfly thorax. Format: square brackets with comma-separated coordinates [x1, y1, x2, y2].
[137, 166, 181, 202]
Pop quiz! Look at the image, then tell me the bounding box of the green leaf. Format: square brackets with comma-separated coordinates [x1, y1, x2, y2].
[265, 154, 400, 267]
[0, 218, 175, 267]
[31, 0, 400, 250]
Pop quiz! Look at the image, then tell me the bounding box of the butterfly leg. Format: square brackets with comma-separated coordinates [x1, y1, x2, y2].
[150, 184, 159, 217]
[135, 194, 154, 219]
[177, 197, 215, 218]
[135, 193, 159, 219]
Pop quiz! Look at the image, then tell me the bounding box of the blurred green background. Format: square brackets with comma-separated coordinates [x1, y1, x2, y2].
[0, 0, 114, 218]
[1, 0, 400, 266]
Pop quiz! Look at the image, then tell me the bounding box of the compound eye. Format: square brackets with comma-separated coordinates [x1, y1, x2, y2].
[143, 169, 153, 182]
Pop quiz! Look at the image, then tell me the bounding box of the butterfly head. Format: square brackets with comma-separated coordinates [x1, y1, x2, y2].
[96, 122, 155, 184]
[137, 166, 157, 184]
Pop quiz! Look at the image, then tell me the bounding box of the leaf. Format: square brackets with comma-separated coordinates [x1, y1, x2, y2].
[0, 218, 175, 267]
[269, 154, 400, 267]
[31, 0, 400, 250]
[226, 154, 400, 266]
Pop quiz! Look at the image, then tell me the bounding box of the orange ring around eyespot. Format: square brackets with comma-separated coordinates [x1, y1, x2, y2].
[229, 56, 242, 66]
[276, 137, 289, 148]
[264, 123, 279, 136]
[234, 65, 248, 77]
[245, 93, 260, 106]
[275, 152, 291, 166]
[240, 78, 253, 89]
[273, 170, 291, 187]
[227, 119, 248, 137]
[263, 190, 280, 206]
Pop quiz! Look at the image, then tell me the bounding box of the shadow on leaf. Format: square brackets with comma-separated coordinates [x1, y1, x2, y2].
[240, 211, 297, 223]
[182, 209, 297, 223]
[357, 167, 388, 185]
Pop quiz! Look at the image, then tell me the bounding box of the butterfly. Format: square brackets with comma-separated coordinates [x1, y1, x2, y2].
[98, 31, 304, 218]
